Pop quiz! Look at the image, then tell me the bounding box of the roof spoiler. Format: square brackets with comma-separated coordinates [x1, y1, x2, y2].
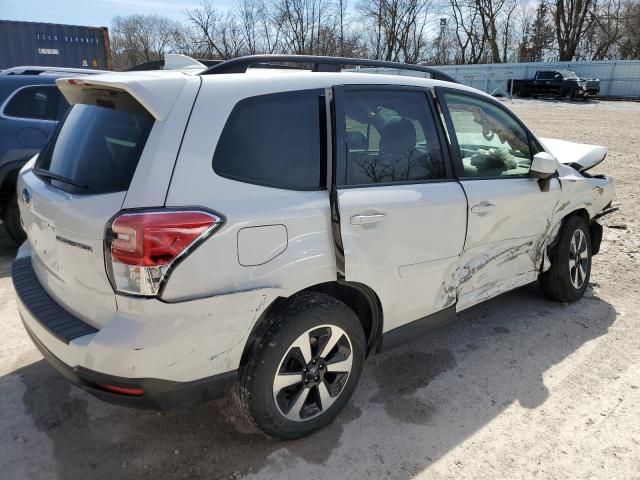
[0, 66, 105, 76]
[56, 74, 188, 121]
[126, 55, 222, 72]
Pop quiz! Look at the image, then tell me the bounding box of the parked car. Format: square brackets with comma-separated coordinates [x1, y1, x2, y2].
[508, 70, 600, 99]
[13, 55, 615, 439]
[0, 57, 204, 243]
[0, 66, 104, 242]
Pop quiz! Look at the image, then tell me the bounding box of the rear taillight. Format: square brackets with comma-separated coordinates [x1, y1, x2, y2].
[106, 210, 223, 296]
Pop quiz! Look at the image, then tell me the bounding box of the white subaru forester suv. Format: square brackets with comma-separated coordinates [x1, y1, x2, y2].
[13, 55, 615, 439]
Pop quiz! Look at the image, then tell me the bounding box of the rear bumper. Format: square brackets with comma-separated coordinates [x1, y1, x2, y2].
[12, 244, 279, 409]
[24, 321, 236, 410]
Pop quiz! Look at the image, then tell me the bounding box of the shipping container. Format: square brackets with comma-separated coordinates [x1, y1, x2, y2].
[0, 20, 112, 70]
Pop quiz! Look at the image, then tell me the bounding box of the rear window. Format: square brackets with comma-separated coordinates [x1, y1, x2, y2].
[212, 89, 324, 190]
[36, 90, 154, 194]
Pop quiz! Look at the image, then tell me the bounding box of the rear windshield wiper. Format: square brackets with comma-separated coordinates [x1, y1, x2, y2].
[34, 168, 89, 190]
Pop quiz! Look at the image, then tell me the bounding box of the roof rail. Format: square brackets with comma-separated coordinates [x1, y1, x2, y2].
[199, 54, 458, 83]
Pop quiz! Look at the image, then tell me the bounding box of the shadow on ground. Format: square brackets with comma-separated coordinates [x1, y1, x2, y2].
[2, 279, 616, 479]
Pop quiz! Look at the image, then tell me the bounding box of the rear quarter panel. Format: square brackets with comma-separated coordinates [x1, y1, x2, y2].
[162, 76, 338, 302]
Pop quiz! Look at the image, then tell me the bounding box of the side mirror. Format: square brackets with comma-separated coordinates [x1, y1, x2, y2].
[530, 152, 557, 179]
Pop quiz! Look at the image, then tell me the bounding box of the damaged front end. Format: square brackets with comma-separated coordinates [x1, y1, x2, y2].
[542, 138, 616, 264]
[540, 137, 608, 173]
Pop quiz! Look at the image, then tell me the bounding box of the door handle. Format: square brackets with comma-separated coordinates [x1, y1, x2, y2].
[350, 213, 387, 225]
[471, 202, 496, 214]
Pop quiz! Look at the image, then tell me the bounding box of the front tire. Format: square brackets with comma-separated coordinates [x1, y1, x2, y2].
[540, 215, 592, 302]
[235, 292, 365, 439]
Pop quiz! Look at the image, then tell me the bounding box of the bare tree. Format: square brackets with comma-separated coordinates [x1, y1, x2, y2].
[237, 0, 282, 54]
[448, 0, 486, 63]
[109, 0, 640, 71]
[581, 0, 624, 59]
[360, 0, 433, 62]
[111, 14, 184, 69]
[519, 0, 555, 62]
[619, 0, 640, 59]
[185, 1, 245, 59]
[550, 0, 596, 61]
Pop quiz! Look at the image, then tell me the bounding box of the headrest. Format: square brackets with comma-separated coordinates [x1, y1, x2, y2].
[379, 117, 416, 154]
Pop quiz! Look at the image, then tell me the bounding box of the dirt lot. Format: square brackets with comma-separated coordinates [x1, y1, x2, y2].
[1, 99, 639, 480]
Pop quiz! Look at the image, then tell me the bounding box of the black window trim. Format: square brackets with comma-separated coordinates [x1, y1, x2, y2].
[434, 86, 544, 181]
[212, 88, 327, 192]
[0, 84, 60, 123]
[333, 84, 455, 190]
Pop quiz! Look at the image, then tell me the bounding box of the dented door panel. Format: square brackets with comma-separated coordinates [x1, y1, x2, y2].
[338, 183, 467, 332]
[457, 177, 562, 310]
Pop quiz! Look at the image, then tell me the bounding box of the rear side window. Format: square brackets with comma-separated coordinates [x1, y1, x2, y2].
[36, 90, 154, 194]
[3, 85, 65, 121]
[342, 90, 445, 186]
[213, 90, 323, 190]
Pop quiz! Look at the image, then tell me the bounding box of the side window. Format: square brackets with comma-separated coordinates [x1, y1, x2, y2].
[443, 93, 532, 178]
[537, 71, 554, 80]
[213, 89, 323, 190]
[3, 86, 60, 121]
[343, 90, 445, 186]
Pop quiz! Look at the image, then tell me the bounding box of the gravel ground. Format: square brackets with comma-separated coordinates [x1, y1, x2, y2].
[1, 98, 639, 480]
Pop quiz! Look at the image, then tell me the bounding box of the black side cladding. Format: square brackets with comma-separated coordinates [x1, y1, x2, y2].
[12, 256, 98, 343]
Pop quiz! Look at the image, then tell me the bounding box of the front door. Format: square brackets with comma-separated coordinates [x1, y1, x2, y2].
[436, 88, 561, 310]
[333, 86, 468, 332]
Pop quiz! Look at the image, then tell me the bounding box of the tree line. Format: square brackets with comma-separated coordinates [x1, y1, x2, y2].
[110, 0, 640, 70]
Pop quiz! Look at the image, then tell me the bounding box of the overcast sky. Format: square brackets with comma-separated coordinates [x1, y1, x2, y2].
[0, 0, 230, 27]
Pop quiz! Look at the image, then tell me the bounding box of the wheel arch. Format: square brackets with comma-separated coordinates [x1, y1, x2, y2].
[546, 208, 592, 261]
[238, 280, 384, 368]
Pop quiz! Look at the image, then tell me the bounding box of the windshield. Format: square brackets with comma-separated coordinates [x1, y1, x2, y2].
[36, 90, 154, 194]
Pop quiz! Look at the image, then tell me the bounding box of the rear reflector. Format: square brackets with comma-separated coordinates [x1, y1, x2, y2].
[107, 210, 223, 296]
[102, 384, 144, 396]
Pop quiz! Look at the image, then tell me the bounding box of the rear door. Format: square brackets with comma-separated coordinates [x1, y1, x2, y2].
[436, 88, 561, 310]
[333, 85, 467, 332]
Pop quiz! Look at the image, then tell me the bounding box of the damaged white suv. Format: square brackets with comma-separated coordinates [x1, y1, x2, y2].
[13, 55, 615, 439]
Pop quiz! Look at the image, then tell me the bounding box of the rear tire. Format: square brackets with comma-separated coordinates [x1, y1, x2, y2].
[3, 195, 26, 244]
[540, 215, 591, 302]
[235, 291, 365, 439]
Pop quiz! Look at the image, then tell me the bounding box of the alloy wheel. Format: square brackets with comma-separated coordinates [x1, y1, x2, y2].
[272, 325, 353, 422]
[569, 229, 589, 289]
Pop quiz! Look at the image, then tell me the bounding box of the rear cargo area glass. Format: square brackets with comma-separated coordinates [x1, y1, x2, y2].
[37, 92, 153, 194]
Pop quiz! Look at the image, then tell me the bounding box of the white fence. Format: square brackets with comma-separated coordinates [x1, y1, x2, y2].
[356, 60, 640, 98]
